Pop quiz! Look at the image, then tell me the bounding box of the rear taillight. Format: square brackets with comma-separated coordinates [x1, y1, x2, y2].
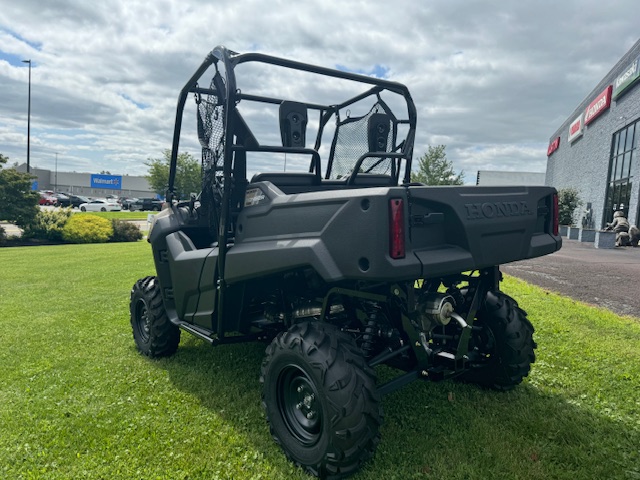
[552, 193, 559, 236]
[389, 198, 405, 259]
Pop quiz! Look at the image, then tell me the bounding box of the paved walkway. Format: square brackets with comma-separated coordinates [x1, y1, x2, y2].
[503, 239, 640, 318]
[0, 222, 21, 236]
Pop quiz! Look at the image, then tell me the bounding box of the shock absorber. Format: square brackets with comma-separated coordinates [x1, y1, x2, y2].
[361, 317, 379, 358]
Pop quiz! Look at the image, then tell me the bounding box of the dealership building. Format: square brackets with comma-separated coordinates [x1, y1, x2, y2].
[546, 38, 640, 229]
[15, 164, 156, 198]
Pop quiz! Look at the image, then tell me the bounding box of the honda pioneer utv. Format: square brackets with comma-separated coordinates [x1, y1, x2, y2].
[130, 46, 562, 478]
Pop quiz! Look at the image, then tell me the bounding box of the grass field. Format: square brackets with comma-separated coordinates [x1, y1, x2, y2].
[0, 243, 638, 479]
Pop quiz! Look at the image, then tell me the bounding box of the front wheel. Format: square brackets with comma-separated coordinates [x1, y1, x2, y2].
[80, 206, 86, 212]
[261, 322, 382, 479]
[130, 276, 180, 357]
[462, 291, 536, 390]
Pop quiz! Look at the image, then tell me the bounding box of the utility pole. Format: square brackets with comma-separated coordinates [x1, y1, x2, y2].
[22, 59, 32, 173]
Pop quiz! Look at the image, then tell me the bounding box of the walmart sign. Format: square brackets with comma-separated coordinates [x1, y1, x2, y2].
[90, 174, 122, 190]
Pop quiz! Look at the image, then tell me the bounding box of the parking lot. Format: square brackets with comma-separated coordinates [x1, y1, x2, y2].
[503, 239, 640, 318]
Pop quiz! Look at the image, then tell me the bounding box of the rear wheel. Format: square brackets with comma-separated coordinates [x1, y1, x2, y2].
[80, 206, 86, 212]
[261, 322, 382, 478]
[130, 276, 180, 357]
[462, 291, 536, 390]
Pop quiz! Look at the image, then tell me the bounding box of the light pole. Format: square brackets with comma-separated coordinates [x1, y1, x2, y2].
[22, 59, 31, 173]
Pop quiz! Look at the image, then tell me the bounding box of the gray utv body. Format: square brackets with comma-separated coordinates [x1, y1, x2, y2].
[131, 46, 561, 479]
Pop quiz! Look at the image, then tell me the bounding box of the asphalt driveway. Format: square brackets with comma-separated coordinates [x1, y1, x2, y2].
[503, 239, 640, 318]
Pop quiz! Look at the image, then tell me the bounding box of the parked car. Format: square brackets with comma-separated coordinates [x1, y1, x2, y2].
[38, 193, 57, 206]
[129, 197, 163, 211]
[52, 193, 70, 207]
[119, 197, 139, 210]
[69, 195, 91, 208]
[79, 199, 122, 212]
[56, 194, 90, 208]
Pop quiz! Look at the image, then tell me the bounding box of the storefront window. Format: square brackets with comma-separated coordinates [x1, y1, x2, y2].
[604, 119, 637, 226]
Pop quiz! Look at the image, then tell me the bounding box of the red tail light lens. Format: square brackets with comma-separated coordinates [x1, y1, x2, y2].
[389, 198, 405, 259]
[552, 193, 559, 236]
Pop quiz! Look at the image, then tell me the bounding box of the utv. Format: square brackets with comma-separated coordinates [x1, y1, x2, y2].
[130, 46, 561, 478]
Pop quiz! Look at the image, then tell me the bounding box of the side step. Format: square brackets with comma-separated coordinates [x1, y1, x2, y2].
[174, 320, 218, 345]
[173, 319, 267, 345]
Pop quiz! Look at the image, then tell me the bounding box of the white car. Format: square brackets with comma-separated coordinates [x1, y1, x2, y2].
[79, 199, 122, 212]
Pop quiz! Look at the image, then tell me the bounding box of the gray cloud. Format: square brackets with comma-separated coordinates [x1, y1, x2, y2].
[0, 0, 638, 182]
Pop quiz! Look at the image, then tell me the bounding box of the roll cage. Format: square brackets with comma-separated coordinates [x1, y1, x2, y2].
[166, 46, 417, 247]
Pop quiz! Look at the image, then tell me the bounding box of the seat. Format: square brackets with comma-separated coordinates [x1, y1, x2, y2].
[250, 172, 320, 194]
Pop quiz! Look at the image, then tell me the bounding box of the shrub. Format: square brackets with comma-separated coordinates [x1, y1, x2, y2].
[0, 155, 39, 227]
[110, 219, 143, 242]
[22, 208, 73, 241]
[557, 188, 583, 225]
[62, 214, 113, 243]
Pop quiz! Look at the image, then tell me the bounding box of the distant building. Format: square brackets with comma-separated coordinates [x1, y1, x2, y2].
[546, 38, 640, 228]
[476, 170, 546, 186]
[15, 164, 156, 198]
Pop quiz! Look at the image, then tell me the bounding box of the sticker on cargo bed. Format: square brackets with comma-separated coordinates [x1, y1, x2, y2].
[244, 188, 267, 207]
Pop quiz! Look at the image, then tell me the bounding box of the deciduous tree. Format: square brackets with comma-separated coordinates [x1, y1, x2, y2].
[145, 150, 201, 200]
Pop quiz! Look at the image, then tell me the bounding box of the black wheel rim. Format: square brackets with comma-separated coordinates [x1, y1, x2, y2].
[134, 298, 151, 343]
[276, 365, 322, 446]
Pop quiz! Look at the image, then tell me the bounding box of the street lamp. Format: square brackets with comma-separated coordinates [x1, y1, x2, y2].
[22, 59, 31, 174]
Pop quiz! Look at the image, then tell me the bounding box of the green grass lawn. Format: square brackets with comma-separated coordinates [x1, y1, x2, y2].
[0, 243, 638, 479]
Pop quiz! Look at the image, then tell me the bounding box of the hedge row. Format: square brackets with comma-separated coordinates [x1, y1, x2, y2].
[21, 209, 142, 244]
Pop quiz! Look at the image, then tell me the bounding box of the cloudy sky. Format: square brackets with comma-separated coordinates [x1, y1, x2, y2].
[1, 0, 638, 183]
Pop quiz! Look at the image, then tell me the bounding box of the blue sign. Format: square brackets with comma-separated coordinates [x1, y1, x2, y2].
[90, 174, 122, 190]
[31, 180, 38, 191]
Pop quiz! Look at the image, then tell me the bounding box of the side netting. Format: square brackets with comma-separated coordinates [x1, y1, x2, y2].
[196, 67, 226, 237]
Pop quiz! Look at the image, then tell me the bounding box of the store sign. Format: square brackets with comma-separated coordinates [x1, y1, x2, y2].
[90, 174, 122, 190]
[584, 85, 612, 125]
[568, 113, 584, 143]
[612, 56, 640, 100]
[547, 136, 560, 156]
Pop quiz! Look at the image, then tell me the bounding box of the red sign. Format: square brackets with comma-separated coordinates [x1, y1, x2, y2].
[568, 114, 584, 143]
[584, 85, 612, 125]
[547, 137, 560, 156]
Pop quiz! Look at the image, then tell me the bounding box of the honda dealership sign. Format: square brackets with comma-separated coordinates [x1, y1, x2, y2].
[90, 174, 122, 190]
[612, 55, 640, 100]
[584, 85, 612, 125]
[547, 136, 560, 156]
[568, 113, 584, 143]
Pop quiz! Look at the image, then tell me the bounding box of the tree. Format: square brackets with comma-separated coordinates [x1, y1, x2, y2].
[0, 153, 39, 227]
[411, 145, 464, 185]
[557, 187, 582, 225]
[145, 150, 201, 200]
